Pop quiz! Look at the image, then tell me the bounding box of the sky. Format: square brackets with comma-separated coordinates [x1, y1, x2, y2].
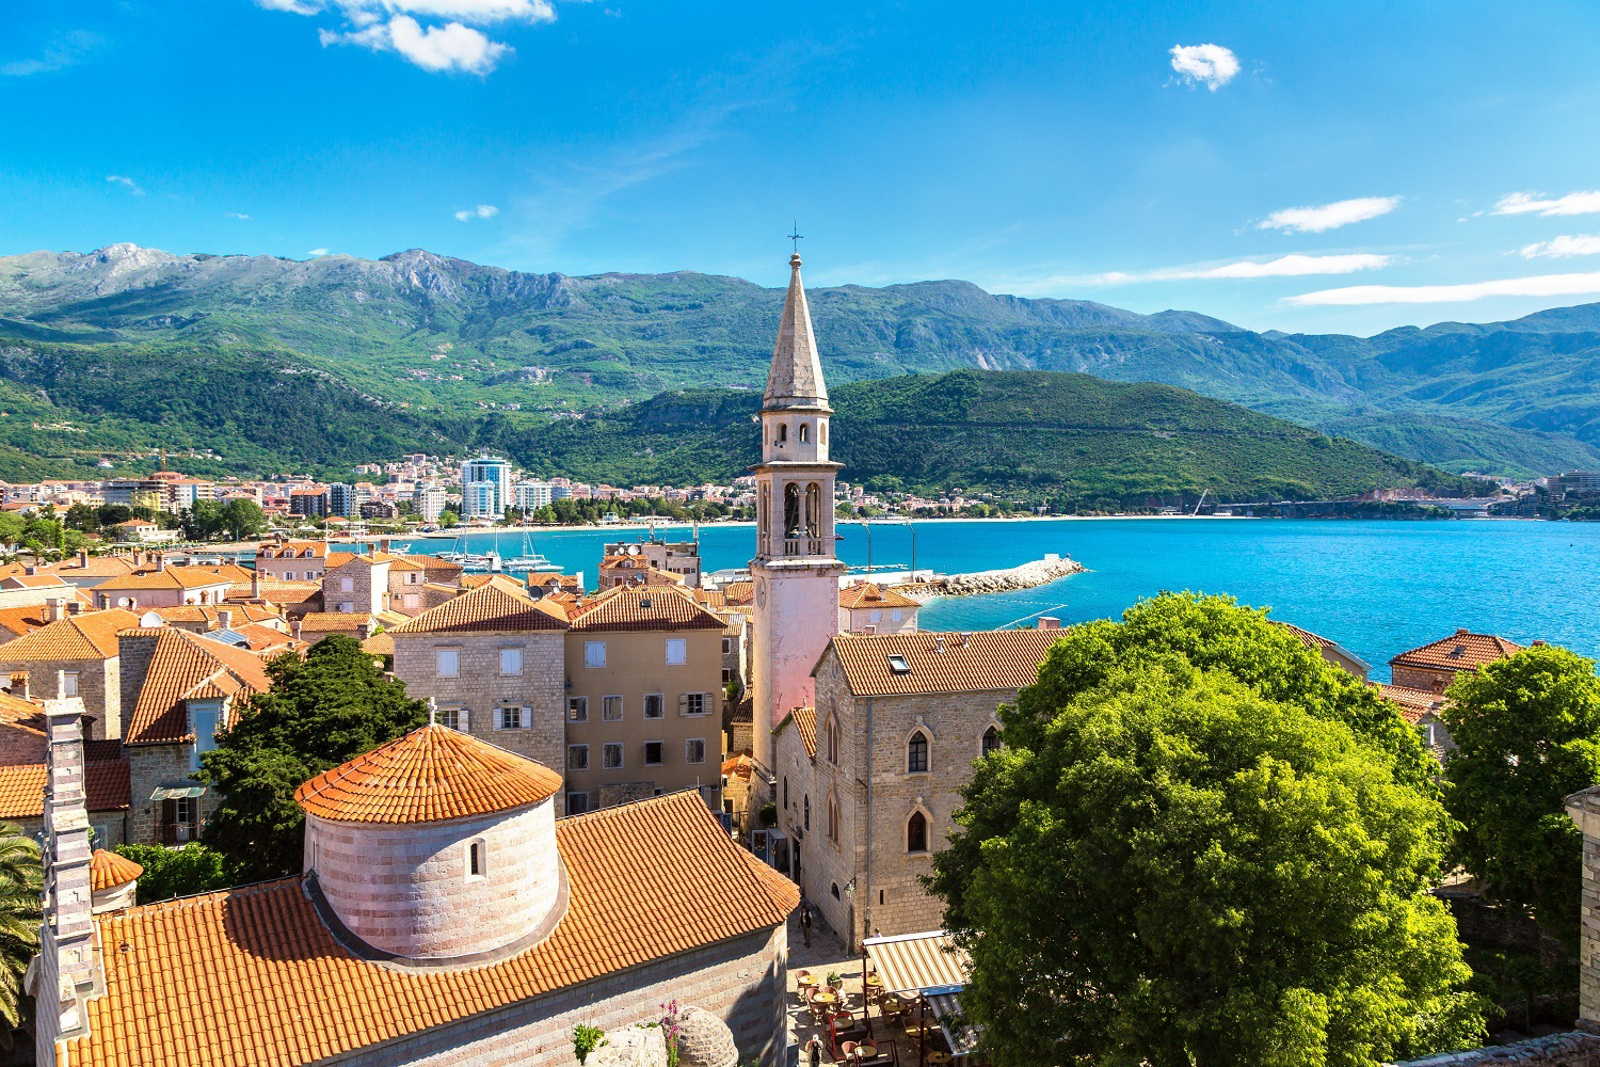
[4, 0, 1600, 335]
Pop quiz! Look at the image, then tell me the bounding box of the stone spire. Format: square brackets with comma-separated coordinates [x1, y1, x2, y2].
[763, 253, 829, 411]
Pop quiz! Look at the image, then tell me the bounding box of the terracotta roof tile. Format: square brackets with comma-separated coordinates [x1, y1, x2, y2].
[295, 725, 561, 824]
[826, 629, 1061, 697]
[0, 759, 129, 819]
[0, 609, 141, 662]
[297, 612, 372, 628]
[125, 629, 274, 746]
[389, 580, 568, 635]
[67, 790, 796, 1067]
[152, 603, 283, 626]
[1373, 682, 1447, 724]
[90, 849, 143, 892]
[256, 541, 329, 560]
[838, 583, 921, 610]
[776, 705, 817, 759]
[48, 555, 141, 577]
[1390, 630, 1524, 673]
[0, 573, 72, 590]
[568, 587, 726, 633]
[720, 581, 753, 606]
[93, 567, 236, 592]
[359, 632, 395, 656]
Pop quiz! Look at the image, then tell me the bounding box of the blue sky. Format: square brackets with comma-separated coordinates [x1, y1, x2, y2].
[4, 0, 1600, 334]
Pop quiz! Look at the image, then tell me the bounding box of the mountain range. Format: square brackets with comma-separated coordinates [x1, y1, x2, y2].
[1, 243, 1598, 480]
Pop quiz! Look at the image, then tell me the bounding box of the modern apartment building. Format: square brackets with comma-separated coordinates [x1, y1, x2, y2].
[460, 455, 513, 520]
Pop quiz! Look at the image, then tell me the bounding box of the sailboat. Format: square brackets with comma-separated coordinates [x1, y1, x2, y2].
[501, 530, 561, 573]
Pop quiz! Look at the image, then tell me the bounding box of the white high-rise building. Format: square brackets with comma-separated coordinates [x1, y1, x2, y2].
[515, 481, 554, 512]
[413, 485, 448, 523]
[750, 253, 845, 779]
[460, 455, 513, 520]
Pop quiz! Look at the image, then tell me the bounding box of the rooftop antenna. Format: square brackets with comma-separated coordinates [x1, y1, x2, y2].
[788, 221, 803, 254]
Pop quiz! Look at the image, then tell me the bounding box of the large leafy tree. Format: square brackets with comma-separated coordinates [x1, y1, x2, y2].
[0, 828, 40, 1040]
[198, 636, 428, 882]
[930, 594, 1482, 1066]
[1441, 644, 1600, 951]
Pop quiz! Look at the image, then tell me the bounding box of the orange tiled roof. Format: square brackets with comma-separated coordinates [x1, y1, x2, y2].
[389, 580, 569, 635]
[0, 573, 72, 590]
[152, 603, 283, 626]
[90, 849, 143, 892]
[125, 628, 274, 746]
[359, 632, 395, 656]
[720, 581, 753, 606]
[94, 567, 235, 592]
[776, 705, 817, 759]
[1390, 630, 1525, 673]
[606, 565, 684, 587]
[229, 580, 322, 604]
[0, 691, 47, 764]
[720, 752, 754, 779]
[297, 612, 372, 629]
[67, 790, 796, 1067]
[0, 596, 95, 641]
[0, 759, 129, 819]
[838, 583, 921, 610]
[526, 574, 585, 595]
[224, 622, 302, 654]
[568, 586, 726, 632]
[295, 725, 561, 824]
[50, 555, 141, 578]
[1373, 682, 1446, 725]
[0, 609, 141, 662]
[257, 541, 329, 560]
[827, 629, 1062, 697]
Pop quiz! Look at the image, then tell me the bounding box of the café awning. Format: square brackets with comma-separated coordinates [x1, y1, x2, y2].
[925, 991, 980, 1056]
[149, 784, 205, 802]
[862, 930, 970, 996]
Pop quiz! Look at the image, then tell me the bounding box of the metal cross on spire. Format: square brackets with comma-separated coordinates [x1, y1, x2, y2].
[788, 221, 803, 253]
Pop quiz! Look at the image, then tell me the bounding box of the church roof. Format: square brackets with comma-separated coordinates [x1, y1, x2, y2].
[294, 724, 563, 824]
[762, 253, 830, 412]
[825, 629, 1062, 697]
[90, 849, 143, 892]
[65, 791, 798, 1067]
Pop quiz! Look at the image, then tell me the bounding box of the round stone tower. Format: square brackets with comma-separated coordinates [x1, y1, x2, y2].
[295, 724, 566, 963]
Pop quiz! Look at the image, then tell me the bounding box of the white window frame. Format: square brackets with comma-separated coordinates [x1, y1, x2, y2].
[602, 741, 624, 769]
[584, 640, 607, 668]
[61, 672, 79, 698]
[685, 737, 706, 765]
[665, 637, 687, 665]
[436, 649, 459, 678]
[567, 744, 590, 771]
[436, 706, 464, 731]
[340, 577, 354, 592]
[643, 740, 665, 766]
[602, 695, 624, 722]
[721, 637, 732, 654]
[499, 647, 523, 676]
[643, 693, 664, 719]
[680, 692, 708, 717]
[495, 706, 528, 730]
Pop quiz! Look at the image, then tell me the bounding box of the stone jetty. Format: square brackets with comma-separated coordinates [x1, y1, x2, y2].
[901, 553, 1084, 600]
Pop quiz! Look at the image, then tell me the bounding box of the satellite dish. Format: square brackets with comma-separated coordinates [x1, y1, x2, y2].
[139, 611, 164, 628]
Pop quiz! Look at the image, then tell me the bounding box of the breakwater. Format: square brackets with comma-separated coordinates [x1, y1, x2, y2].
[902, 554, 1084, 600]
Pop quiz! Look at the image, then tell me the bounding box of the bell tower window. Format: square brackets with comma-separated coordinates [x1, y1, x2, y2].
[806, 483, 822, 539]
[785, 484, 802, 540]
[777, 423, 788, 444]
[798, 423, 809, 443]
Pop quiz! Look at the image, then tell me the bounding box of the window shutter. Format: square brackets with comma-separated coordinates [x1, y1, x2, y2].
[521, 706, 530, 728]
[458, 708, 470, 732]
[678, 694, 689, 716]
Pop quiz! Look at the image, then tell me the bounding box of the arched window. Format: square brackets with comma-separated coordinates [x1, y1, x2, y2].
[982, 726, 1001, 758]
[777, 423, 788, 443]
[785, 484, 802, 539]
[907, 811, 928, 853]
[805, 483, 822, 538]
[824, 712, 840, 764]
[820, 422, 827, 445]
[804, 795, 811, 831]
[826, 793, 840, 843]
[908, 730, 929, 774]
[798, 422, 809, 443]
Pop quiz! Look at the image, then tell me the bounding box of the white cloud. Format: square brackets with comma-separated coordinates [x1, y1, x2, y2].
[255, 0, 323, 13]
[1493, 191, 1600, 218]
[1287, 271, 1600, 306]
[227, 212, 251, 220]
[322, 15, 509, 73]
[1520, 235, 1600, 259]
[454, 204, 500, 221]
[374, 0, 553, 24]
[309, 248, 330, 256]
[1088, 253, 1393, 285]
[1258, 196, 1401, 234]
[1168, 44, 1240, 91]
[105, 175, 144, 196]
[1, 30, 102, 76]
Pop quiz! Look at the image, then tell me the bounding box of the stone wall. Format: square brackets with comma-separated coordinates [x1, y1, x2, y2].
[0, 655, 120, 742]
[331, 925, 789, 1067]
[125, 742, 205, 847]
[323, 559, 389, 616]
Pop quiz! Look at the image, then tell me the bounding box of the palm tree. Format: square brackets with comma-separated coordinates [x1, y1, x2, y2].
[0, 828, 42, 1041]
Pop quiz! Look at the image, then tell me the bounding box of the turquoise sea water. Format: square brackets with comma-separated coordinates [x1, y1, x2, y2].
[403, 519, 1600, 682]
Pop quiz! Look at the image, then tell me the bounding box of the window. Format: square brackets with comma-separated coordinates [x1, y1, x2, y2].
[643, 693, 664, 719]
[340, 577, 354, 592]
[468, 840, 486, 877]
[820, 422, 827, 445]
[804, 795, 810, 831]
[870, 610, 882, 623]
[566, 792, 590, 815]
[567, 744, 589, 771]
[436, 706, 462, 731]
[722, 637, 733, 654]
[644, 740, 664, 766]
[665, 637, 687, 665]
[777, 423, 788, 443]
[908, 730, 929, 774]
[584, 640, 607, 668]
[602, 742, 624, 769]
[784, 484, 801, 538]
[61, 672, 79, 698]
[496, 706, 527, 730]
[603, 695, 623, 721]
[685, 738, 706, 764]
[824, 712, 840, 764]
[805, 482, 822, 538]
[907, 811, 929, 853]
[404, 594, 418, 610]
[436, 649, 459, 677]
[887, 655, 911, 675]
[831, 882, 840, 900]
[338, 602, 354, 613]
[982, 726, 1001, 758]
[783, 776, 789, 808]
[826, 793, 839, 843]
[680, 692, 707, 717]
[500, 648, 522, 675]
[891, 610, 902, 623]
[798, 422, 809, 443]
[722, 667, 734, 684]
[567, 696, 588, 722]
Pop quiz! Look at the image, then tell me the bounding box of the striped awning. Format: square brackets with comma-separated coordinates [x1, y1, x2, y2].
[862, 930, 970, 996]
[926, 992, 980, 1056]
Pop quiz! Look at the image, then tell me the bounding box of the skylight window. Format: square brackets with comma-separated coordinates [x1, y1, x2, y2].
[887, 655, 911, 675]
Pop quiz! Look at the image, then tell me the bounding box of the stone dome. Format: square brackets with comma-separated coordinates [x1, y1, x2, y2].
[675, 1007, 738, 1067]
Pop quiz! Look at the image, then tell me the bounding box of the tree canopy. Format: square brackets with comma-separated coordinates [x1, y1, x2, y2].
[929, 593, 1482, 1066]
[1441, 644, 1600, 951]
[0, 828, 39, 1041]
[198, 635, 428, 882]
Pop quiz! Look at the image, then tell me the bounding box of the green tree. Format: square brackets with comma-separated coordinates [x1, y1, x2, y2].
[1442, 645, 1600, 951]
[0, 828, 40, 1037]
[198, 636, 429, 882]
[930, 594, 1480, 1066]
[220, 498, 266, 541]
[113, 842, 230, 904]
[438, 508, 460, 528]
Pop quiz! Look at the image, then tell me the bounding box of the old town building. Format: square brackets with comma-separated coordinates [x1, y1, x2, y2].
[838, 582, 921, 635]
[0, 608, 141, 741]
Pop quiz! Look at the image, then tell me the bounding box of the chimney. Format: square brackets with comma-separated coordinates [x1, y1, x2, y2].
[9, 671, 28, 701]
[291, 620, 302, 641]
[96, 593, 109, 610]
[1038, 616, 1062, 631]
[77, 550, 88, 567]
[45, 597, 66, 623]
[66, 601, 82, 616]
[379, 537, 391, 554]
[251, 571, 262, 599]
[31, 698, 101, 1055]
[1457, 627, 1469, 635]
[934, 634, 945, 654]
[219, 609, 233, 631]
[25, 565, 38, 577]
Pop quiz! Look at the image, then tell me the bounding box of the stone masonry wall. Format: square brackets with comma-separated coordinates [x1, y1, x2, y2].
[0, 656, 119, 741]
[328, 925, 788, 1067]
[126, 742, 207, 847]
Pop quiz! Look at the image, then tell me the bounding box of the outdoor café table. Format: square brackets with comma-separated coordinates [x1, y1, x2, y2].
[852, 1046, 878, 1062]
[813, 992, 839, 1007]
[926, 1053, 953, 1066]
[797, 973, 819, 988]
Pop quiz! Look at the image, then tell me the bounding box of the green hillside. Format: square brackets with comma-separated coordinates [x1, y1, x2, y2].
[477, 371, 1473, 508]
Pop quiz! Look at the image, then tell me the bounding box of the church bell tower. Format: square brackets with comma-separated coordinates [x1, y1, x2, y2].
[751, 252, 845, 778]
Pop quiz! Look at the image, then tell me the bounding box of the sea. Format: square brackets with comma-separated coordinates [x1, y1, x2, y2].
[396, 519, 1600, 683]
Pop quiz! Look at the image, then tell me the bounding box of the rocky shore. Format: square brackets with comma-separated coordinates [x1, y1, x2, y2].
[901, 553, 1085, 600]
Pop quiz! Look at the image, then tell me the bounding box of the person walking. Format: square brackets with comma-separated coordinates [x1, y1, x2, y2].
[799, 902, 814, 948]
[805, 1035, 823, 1067]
